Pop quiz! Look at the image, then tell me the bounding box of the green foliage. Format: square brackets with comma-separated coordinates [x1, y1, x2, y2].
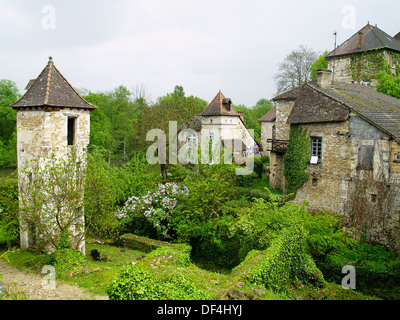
[347, 50, 388, 83]
[0, 173, 19, 246]
[0, 79, 20, 168]
[376, 70, 400, 99]
[234, 99, 273, 142]
[19, 151, 86, 251]
[119, 182, 189, 240]
[310, 50, 329, 79]
[233, 225, 324, 293]
[317, 240, 400, 291]
[84, 153, 119, 240]
[107, 264, 211, 300]
[47, 248, 86, 278]
[283, 125, 310, 195]
[109, 153, 158, 205]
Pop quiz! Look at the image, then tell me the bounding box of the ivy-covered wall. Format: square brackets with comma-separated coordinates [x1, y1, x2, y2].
[329, 49, 399, 84]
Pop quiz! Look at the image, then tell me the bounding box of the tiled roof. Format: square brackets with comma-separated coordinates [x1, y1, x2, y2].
[287, 81, 400, 142]
[258, 105, 276, 122]
[326, 24, 400, 59]
[272, 85, 303, 101]
[199, 91, 242, 116]
[287, 83, 349, 124]
[11, 57, 96, 110]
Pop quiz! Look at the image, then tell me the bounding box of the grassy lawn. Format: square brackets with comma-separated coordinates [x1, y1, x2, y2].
[252, 177, 283, 196]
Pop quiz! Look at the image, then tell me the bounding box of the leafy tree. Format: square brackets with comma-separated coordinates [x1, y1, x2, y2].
[274, 45, 318, 95]
[234, 98, 273, 142]
[0, 79, 20, 168]
[136, 85, 207, 179]
[310, 50, 330, 79]
[376, 71, 400, 99]
[18, 151, 87, 252]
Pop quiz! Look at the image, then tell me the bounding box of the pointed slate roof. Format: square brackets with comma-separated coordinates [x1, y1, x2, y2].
[11, 57, 96, 110]
[258, 105, 276, 122]
[326, 23, 400, 59]
[199, 91, 242, 116]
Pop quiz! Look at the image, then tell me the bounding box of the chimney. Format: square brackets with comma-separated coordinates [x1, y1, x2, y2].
[358, 31, 364, 49]
[316, 69, 332, 89]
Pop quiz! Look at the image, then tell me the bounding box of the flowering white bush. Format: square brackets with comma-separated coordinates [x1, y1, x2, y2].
[118, 182, 189, 239]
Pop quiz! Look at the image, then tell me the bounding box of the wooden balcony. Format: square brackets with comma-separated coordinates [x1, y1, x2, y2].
[266, 139, 289, 154]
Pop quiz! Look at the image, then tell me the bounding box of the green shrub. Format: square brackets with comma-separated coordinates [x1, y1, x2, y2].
[260, 156, 270, 165]
[317, 240, 400, 291]
[232, 225, 324, 293]
[0, 174, 19, 247]
[107, 264, 211, 300]
[145, 246, 192, 267]
[253, 157, 264, 179]
[47, 248, 86, 278]
[119, 233, 190, 257]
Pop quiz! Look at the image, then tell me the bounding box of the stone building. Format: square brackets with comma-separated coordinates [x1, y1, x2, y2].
[326, 23, 400, 85]
[263, 69, 400, 251]
[11, 57, 96, 253]
[178, 91, 259, 164]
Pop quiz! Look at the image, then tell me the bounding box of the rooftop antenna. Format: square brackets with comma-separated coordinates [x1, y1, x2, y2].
[332, 31, 337, 83]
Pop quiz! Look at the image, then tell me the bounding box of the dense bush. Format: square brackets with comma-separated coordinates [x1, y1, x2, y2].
[253, 156, 264, 179]
[232, 225, 324, 293]
[119, 182, 189, 240]
[107, 264, 211, 300]
[84, 153, 119, 240]
[0, 174, 19, 247]
[47, 248, 87, 278]
[316, 239, 400, 291]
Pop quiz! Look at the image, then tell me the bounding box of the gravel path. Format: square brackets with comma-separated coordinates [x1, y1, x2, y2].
[0, 260, 108, 300]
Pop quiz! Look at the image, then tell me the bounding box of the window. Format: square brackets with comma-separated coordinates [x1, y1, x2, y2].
[67, 117, 76, 146]
[357, 145, 374, 170]
[350, 58, 356, 66]
[187, 133, 197, 155]
[394, 153, 400, 163]
[310, 137, 322, 163]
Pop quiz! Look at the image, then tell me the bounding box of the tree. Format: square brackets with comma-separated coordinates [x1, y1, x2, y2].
[0, 80, 20, 168]
[274, 45, 318, 95]
[234, 98, 273, 142]
[19, 151, 87, 252]
[310, 50, 330, 79]
[136, 85, 207, 179]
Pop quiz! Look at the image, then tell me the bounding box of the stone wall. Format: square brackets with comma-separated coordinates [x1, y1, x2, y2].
[293, 116, 400, 251]
[259, 121, 275, 157]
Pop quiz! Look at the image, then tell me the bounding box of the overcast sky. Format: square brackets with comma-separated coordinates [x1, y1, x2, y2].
[1, 0, 400, 107]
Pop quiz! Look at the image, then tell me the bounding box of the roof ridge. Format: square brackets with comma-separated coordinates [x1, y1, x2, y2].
[368, 24, 386, 48]
[44, 57, 53, 105]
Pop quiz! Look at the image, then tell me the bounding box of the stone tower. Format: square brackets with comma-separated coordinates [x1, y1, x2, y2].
[11, 57, 96, 253]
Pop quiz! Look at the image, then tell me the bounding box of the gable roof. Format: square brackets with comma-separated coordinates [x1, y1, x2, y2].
[272, 85, 303, 101]
[287, 81, 400, 142]
[258, 105, 276, 122]
[287, 83, 350, 124]
[326, 24, 400, 59]
[199, 91, 242, 116]
[11, 57, 96, 110]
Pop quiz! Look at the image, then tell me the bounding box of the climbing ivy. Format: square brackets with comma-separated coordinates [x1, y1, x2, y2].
[283, 125, 310, 196]
[347, 50, 387, 82]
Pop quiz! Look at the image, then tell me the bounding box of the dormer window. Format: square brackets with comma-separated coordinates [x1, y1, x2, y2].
[223, 98, 232, 113]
